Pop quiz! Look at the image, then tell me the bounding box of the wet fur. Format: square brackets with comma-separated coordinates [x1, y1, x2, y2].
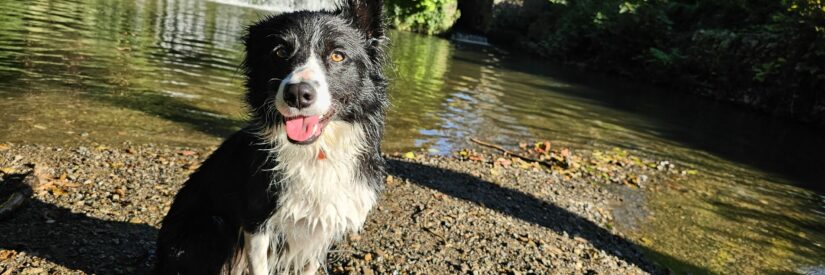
[154, 1, 388, 274]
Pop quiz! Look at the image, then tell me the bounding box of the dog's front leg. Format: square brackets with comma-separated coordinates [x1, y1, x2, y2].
[244, 230, 270, 275]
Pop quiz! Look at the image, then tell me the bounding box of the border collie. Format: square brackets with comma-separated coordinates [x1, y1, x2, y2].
[155, 0, 388, 274]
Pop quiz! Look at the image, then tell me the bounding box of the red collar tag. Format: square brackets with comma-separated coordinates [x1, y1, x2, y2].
[317, 150, 326, 160]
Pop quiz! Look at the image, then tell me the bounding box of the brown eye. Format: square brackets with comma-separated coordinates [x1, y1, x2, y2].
[274, 45, 289, 58]
[330, 51, 345, 62]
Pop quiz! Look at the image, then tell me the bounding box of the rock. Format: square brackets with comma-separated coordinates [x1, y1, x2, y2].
[20, 267, 46, 275]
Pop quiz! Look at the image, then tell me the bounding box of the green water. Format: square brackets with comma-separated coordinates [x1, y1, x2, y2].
[0, 0, 823, 273]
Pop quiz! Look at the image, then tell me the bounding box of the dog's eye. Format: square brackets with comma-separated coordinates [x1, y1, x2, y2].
[329, 51, 346, 62]
[273, 45, 289, 59]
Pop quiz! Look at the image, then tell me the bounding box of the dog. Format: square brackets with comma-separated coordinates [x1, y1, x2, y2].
[154, 0, 388, 274]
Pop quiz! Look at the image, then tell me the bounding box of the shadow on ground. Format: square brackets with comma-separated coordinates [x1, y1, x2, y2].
[0, 178, 156, 274]
[387, 159, 706, 273]
[1, 159, 707, 274]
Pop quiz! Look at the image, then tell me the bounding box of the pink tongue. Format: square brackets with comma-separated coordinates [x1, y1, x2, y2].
[285, 115, 320, 142]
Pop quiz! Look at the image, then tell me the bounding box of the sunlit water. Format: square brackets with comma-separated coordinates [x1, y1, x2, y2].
[0, 0, 823, 273]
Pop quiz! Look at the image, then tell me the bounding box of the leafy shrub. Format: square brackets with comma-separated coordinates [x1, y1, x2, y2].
[385, 0, 460, 35]
[496, 0, 825, 123]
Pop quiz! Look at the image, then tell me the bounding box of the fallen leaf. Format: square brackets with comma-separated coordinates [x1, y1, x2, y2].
[640, 237, 653, 245]
[403, 152, 415, 159]
[50, 186, 67, 196]
[468, 154, 484, 161]
[533, 141, 551, 153]
[0, 249, 16, 261]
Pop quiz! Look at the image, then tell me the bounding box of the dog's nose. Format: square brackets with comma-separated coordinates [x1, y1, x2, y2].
[283, 83, 316, 109]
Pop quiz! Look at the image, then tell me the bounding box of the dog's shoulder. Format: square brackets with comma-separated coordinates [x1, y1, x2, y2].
[192, 130, 268, 175]
[181, 129, 273, 202]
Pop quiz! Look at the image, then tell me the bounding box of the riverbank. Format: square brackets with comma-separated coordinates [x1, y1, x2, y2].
[0, 141, 682, 274]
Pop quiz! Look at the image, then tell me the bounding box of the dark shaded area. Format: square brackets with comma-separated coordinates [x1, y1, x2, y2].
[88, 90, 244, 139]
[454, 0, 493, 34]
[0, 179, 156, 274]
[386, 158, 709, 274]
[0, 173, 33, 220]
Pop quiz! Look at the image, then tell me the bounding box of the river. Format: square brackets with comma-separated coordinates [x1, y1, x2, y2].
[0, 0, 823, 273]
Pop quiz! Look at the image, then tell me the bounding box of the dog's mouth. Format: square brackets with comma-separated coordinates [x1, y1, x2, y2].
[282, 109, 335, 144]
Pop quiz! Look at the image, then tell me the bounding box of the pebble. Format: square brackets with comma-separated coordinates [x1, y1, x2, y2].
[0, 143, 663, 274]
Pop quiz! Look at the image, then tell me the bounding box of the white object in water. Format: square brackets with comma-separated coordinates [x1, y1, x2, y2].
[207, 0, 344, 12]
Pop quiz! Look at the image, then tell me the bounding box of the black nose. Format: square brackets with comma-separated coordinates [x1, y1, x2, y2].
[283, 83, 316, 109]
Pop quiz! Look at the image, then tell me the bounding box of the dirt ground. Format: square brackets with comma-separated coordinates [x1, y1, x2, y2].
[0, 142, 665, 274]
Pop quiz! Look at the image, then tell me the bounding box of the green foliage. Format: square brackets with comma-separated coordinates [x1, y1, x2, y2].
[385, 0, 460, 35]
[493, 0, 825, 123]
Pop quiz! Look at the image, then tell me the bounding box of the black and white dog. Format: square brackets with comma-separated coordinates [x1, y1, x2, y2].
[155, 0, 388, 274]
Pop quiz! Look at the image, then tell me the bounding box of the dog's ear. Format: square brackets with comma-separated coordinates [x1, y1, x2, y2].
[343, 0, 385, 39]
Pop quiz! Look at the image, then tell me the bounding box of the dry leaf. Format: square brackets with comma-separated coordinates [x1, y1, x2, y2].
[0, 249, 16, 261]
[403, 152, 416, 159]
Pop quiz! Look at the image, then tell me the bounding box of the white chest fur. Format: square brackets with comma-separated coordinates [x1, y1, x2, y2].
[249, 121, 377, 275]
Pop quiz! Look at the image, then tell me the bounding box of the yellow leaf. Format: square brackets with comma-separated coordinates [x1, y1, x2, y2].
[51, 186, 67, 196]
[403, 152, 415, 159]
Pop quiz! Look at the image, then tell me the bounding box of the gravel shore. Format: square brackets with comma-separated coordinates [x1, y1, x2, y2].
[0, 142, 666, 274]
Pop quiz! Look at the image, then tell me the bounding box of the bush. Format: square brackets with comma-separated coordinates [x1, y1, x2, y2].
[385, 0, 461, 35]
[496, 0, 825, 123]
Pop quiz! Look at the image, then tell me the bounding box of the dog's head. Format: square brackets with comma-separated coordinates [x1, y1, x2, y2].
[243, 0, 387, 145]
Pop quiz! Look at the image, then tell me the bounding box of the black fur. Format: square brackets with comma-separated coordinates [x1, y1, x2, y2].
[154, 1, 387, 273]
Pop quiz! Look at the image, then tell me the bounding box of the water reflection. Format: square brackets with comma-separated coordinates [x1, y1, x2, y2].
[0, 0, 259, 144]
[0, 0, 824, 273]
[383, 31, 453, 151]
